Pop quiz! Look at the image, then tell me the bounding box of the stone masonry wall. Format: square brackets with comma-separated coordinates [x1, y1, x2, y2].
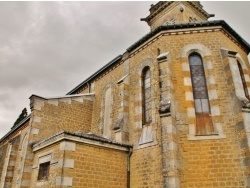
[128, 41, 163, 187]
[0, 143, 8, 183]
[166, 31, 247, 187]
[0, 121, 30, 188]
[30, 139, 128, 188]
[30, 142, 64, 187]
[23, 95, 94, 187]
[87, 63, 124, 139]
[72, 143, 128, 188]
[127, 28, 248, 187]
[29, 95, 93, 143]
[11, 125, 31, 188]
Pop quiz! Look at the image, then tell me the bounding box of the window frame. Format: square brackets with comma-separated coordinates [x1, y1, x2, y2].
[37, 161, 50, 181]
[237, 61, 250, 100]
[142, 66, 152, 125]
[189, 53, 214, 135]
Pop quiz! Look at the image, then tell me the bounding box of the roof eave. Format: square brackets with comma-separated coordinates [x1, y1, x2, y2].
[66, 55, 122, 95]
[127, 20, 250, 54]
[0, 115, 30, 143]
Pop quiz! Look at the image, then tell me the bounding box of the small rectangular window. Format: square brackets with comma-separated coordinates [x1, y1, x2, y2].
[38, 161, 50, 181]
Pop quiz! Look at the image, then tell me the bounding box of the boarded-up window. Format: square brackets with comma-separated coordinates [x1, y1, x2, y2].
[38, 161, 50, 181]
[189, 53, 214, 135]
[238, 61, 250, 100]
[142, 67, 152, 124]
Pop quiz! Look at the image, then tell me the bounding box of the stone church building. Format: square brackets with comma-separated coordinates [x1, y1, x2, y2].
[1, 1, 250, 187]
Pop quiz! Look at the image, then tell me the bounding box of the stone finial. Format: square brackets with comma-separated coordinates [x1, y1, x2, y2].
[159, 100, 171, 114]
[113, 117, 124, 130]
[242, 101, 250, 109]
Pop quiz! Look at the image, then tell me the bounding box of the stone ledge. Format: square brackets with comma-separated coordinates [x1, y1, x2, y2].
[187, 133, 226, 140]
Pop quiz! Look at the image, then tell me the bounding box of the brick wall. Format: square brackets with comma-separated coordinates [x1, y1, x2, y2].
[31, 136, 129, 188]
[72, 143, 128, 188]
[126, 28, 248, 187]
[29, 95, 94, 143]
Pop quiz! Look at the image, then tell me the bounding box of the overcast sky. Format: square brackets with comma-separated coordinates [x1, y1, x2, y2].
[1, 1, 250, 138]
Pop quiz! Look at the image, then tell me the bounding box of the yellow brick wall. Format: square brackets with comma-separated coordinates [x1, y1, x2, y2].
[30, 143, 62, 188]
[0, 122, 30, 188]
[71, 28, 250, 187]
[126, 29, 248, 187]
[83, 63, 124, 138]
[72, 143, 128, 188]
[30, 140, 128, 188]
[30, 99, 93, 143]
[166, 31, 246, 187]
[23, 29, 250, 188]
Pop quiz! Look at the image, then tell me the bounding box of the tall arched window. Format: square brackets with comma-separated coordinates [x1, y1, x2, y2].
[189, 53, 214, 135]
[237, 61, 250, 100]
[142, 67, 152, 125]
[103, 87, 112, 138]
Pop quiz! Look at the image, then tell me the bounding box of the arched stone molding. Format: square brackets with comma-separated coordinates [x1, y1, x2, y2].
[100, 82, 115, 139]
[236, 54, 250, 97]
[0, 142, 12, 188]
[180, 43, 212, 58]
[134, 58, 155, 129]
[221, 49, 250, 187]
[181, 44, 225, 140]
[236, 54, 248, 69]
[221, 48, 250, 102]
[134, 58, 158, 149]
[135, 58, 155, 75]
[16, 133, 29, 187]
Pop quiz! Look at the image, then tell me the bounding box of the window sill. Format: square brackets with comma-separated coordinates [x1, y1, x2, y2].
[187, 133, 226, 140]
[37, 179, 48, 182]
[134, 125, 158, 149]
[135, 139, 158, 150]
[36, 180, 49, 187]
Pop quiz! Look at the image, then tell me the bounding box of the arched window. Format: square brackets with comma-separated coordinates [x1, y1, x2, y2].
[103, 87, 112, 137]
[237, 61, 250, 100]
[142, 67, 152, 125]
[189, 53, 214, 135]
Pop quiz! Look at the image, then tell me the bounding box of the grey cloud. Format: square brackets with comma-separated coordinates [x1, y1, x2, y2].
[0, 2, 250, 138]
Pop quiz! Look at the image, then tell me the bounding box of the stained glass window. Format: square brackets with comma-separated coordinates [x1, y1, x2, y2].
[189, 54, 210, 113]
[142, 67, 152, 124]
[189, 53, 214, 135]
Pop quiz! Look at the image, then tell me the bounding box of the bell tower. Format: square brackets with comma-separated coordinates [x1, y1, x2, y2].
[141, 1, 214, 30]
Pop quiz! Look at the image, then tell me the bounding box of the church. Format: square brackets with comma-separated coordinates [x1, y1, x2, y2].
[1, 1, 250, 187]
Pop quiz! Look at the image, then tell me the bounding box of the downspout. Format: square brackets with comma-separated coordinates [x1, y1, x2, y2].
[127, 148, 132, 188]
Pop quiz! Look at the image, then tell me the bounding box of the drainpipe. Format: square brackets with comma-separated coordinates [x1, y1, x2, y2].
[127, 148, 132, 188]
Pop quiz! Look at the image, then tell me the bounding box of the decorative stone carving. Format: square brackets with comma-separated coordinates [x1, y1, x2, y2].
[243, 101, 250, 109]
[113, 117, 124, 130]
[159, 100, 171, 114]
